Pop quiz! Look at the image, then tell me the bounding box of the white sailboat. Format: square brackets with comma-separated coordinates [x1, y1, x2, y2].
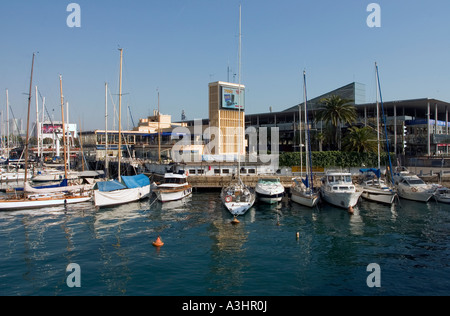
[0, 54, 92, 211]
[359, 63, 397, 205]
[220, 5, 255, 217]
[93, 49, 151, 208]
[291, 70, 319, 207]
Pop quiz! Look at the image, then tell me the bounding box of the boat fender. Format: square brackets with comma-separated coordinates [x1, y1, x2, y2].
[225, 195, 232, 203]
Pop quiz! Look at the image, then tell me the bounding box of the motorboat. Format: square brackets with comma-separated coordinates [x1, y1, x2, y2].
[255, 178, 285, 204]
[320, 171, 362, 209]
[155, 171, 192, 203]
[434, 186, 450, 203]
[395, 173, 436, 202]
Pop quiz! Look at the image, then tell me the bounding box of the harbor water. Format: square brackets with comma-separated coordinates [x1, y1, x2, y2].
[0, 191, 449, 296]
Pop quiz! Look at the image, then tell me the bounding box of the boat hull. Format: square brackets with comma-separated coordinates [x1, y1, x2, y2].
[320, 189, 362, 209]
[361, 187, 397, 205]
[291, 190, 320, 207]
[396, 186, 434, 202]
[0, 195, 92, 211]
[94, 185, 151, 208]
[156, 185, 193, 203]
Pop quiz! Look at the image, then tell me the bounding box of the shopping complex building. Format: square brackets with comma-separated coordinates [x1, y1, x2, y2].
[81, 81, 450, 164]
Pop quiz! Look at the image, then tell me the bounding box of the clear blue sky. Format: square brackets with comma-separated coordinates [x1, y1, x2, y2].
[1, 0, 450, 131]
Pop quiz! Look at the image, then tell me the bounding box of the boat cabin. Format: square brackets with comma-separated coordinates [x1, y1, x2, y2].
[322, 173, 355, 191]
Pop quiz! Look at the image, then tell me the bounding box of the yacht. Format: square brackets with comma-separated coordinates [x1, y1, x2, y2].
[320, 171, 362, 209]
[255, 178, 285, 204]
[155, 171, 193, 203]
[359, 168, 397, 205]
[395, 173, 436, 202]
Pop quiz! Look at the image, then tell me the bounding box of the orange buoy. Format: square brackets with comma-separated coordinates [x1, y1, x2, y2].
[348, 206, 354, 214]
[231, 217, 240, 225]
[152, 236, 164, 247]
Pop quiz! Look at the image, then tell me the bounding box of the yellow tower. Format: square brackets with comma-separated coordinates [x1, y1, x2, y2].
[208, 81, 245, 156]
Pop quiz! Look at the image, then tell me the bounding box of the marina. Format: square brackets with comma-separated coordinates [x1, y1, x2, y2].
[0, 190, 449, 296]
[1, 1, 450, 299]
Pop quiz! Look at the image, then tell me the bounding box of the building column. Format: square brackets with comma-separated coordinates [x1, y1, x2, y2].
[435, 103, 438, 155]
[394, 104, 397, 156]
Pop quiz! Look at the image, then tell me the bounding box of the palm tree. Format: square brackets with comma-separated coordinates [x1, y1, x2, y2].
[342, 126, 378, 153]
[315, 95, 357, 150]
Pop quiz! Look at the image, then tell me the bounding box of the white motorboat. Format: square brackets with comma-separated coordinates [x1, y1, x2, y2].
[255, 178, 285, 204]
[155, 172, 192, 203]
[434, 186, 450, 203]
[359, 168, 397, 205]
[395, 173, 436, 202]
[320, 171, 362, 209]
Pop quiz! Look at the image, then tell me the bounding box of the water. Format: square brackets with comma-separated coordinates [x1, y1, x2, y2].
[0, 191, 449, 296]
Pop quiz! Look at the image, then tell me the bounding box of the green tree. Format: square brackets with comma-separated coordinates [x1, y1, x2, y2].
[342, 126, 378, 153]
[315, 95, 357, 150]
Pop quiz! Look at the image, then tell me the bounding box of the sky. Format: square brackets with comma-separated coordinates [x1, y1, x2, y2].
[1, 0, 450, 132]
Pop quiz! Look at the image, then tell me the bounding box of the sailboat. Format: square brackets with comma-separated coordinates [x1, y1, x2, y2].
[359, 63, 397, 205]
[220, 5, 255, 217]
[93, 49, 151, 208]
[290, 70, 320, 207]
[0, 54, 92, 211]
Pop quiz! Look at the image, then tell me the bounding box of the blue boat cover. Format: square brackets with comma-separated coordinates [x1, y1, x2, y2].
[96, 180, 127, 192]
[121, 174, 150, 189]
[359, 168, 381, 178]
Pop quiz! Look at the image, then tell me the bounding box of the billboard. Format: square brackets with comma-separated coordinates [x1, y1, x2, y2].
[42, 124, 63, 134]
[221, 86, 245, 110]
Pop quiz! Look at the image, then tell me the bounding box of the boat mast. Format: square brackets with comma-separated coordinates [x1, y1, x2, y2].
[6, 89, 9, 170]
[24, 53, 36, 184]
[303, 70, 309, 188]
[118, 48, 123, 182]
[237, 3, 242, 180]
[59, 75, 68, 180]
[375, 63, 381, 172]
[35, 86, 39, 160]
[105, 82, 109, 179]
[158, 88, 161, 163]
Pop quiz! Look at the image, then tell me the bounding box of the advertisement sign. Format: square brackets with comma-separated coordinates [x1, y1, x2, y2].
[42, 124, 63, 134]
[221, 86, 245, 110]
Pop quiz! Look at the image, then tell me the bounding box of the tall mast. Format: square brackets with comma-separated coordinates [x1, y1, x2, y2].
[237, 3, 242, 178]
[6, 89, 9, 167]
[105, 82, 109, 179]
[66, 101, 70, 169]
[375, 62, 381, 172]
[303, 70, 309, 185]
[59, 75, 68, 180]
[158, 88, 161, 163]
[24, 53, 36, 184]
[35, 86, 39, 159]
[118, 48, 123, 182]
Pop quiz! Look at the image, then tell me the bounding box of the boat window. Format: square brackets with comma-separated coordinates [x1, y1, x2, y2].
[328, 176, 333, 182]
[339, 186, 348, 190]
[248, 169, 256, 174]
[408, 179, 425, 185]
[333, 186, 338, 190]
[222, 169, 230, 174]
[189, 169, 196, 175]
[214, 169, 220, 174]
[345, 176, 351, 182]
